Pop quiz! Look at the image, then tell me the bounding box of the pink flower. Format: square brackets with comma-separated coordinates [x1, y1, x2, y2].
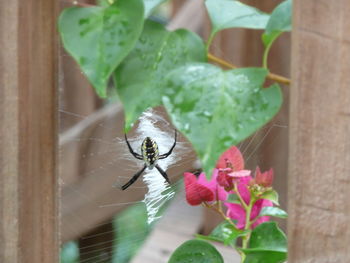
[197, 169, 228, 202]
[184, 170, 227, 206]
[225, 199, 273, 230]
[216, 146, 251, 191]
[216, 145, 244, 170]
[255, 167, 274, 187]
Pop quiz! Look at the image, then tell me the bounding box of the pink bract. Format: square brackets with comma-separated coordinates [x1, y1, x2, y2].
[255, 167, 274, 187]
[184, 172, 214, 206]
[216, 146, 252, 191]
[197, 169, 228, 202]
[183, 169, 228, 206]
[216, 145, 244, 170]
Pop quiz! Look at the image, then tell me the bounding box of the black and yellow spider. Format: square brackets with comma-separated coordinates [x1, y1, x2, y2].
[122, 130, 177, 190]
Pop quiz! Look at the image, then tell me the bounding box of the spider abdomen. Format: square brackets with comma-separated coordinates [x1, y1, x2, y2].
[141, 137, 159, 169]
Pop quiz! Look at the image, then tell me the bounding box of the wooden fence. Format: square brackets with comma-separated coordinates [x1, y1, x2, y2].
[0, 0, 58, 262]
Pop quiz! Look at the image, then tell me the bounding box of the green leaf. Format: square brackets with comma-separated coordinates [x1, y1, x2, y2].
[197, 222, 248, 246]
[206, 0, 270, 44]
[241, 222, 287, 263]
[196, 234, 224, 244]
[58, 0, 144, 98]
[115, 20, 206, 130]
[262, 0, 292, 68]
[144, 0, 168, 17]
[249, 223, 287, 251]
[97, 0, 113, 7]
[163, 64, 282, 176]
[60, 242, 79, 263]
[213, 222, 248, 246]
[168, 240, 224, 263]
[260, 190, 279, 206]
[262, 0, 292, 47]
[259, 207, 288, 219]
[98, 0, 167, 16]
[244, 251, 287, 263]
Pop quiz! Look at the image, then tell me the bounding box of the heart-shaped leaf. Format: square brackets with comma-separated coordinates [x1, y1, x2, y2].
[114, 20, 206, 130]
[262, 0, 292, 47]
[163, 64, 282, 176]
[241, 222, 287, 263]
[259, 207, 288, 219]
[168, 240, 224, 263]
[262, 0, 292, 68]
[244, 251, 287, 263]
[206, 0, 270, 44]
[58, 0, 144, 97]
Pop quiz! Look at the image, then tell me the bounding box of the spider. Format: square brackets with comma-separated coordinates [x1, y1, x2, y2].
[121, 130, 177, 190]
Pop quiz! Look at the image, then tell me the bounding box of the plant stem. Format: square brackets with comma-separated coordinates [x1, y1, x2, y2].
[206, 32, 216, 52]
[207, 53, 291, 85]
[233, 183, 248, 210]
[262, 42, 272, 69]
[242, 199, 254, 249]
[262, 33, 281, 69]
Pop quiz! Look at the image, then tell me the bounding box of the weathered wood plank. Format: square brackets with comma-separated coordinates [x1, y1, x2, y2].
[289, 1, 350, 262]
[0, 0, 58, 262]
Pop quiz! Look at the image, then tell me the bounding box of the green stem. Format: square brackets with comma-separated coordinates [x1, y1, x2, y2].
[206, 32, 216, 52]
[233, 183, 248, 210]
[242, 198, 254, 249]
[233, 182, 253, 262]
[239, 250, 245, 263]
[262, 42, 272, 69]
[262, 33, 280, 69]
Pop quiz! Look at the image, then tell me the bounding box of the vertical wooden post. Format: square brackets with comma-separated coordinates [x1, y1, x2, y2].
[0, 0, 58, 262]
[289, 1, 350, 261]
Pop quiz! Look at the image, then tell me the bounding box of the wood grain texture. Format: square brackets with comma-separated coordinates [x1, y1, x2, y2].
[288, 1, 350, 262]
[0, 0, 59, 262]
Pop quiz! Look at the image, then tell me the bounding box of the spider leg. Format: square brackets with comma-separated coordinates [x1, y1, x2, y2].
[159, 129, 177, 159]
[155, 164, 171, 184]
[125, 134, 143, 160]
[121, 164, 147, 190]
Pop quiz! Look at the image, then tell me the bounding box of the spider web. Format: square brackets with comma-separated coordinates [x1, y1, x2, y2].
[99, 108, 191, 224]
